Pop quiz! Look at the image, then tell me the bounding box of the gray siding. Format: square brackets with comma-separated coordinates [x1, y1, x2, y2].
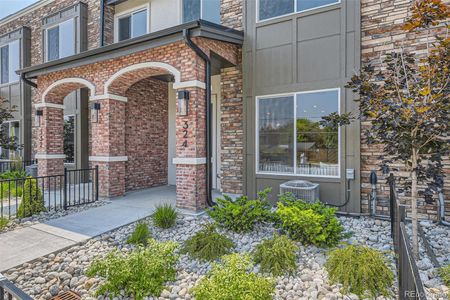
[243, 0, 361, 213]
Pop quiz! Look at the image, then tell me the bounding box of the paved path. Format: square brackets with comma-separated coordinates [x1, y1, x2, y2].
[0, 186, 176, 272]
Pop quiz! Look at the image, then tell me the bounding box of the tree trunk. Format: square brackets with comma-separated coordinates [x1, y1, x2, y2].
[411, 157, 419, 259]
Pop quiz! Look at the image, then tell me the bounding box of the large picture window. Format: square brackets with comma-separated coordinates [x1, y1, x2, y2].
[257, 89, 340, 177]
[0, 40, 20, 84]
[258, 0, 340, 21]
[116, 8, 149, 42]
[183, 0, 221, 24]
[45, 19, 75, 62]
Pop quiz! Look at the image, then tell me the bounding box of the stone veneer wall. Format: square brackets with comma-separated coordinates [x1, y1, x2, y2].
[360, 0, 450, 219]
[125, 78, 168, 191]
[219, 0, 244, 195]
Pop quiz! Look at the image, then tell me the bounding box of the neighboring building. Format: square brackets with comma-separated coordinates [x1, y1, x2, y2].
[0, 0, 448, 218]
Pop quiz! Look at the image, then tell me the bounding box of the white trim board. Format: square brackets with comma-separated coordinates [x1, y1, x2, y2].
[172, 157, 207, 165]
[35, 153, 66, 159]
[89, 156, 128, 162]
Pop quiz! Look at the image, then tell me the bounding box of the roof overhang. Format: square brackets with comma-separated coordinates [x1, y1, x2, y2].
[18, 20, 244, 79]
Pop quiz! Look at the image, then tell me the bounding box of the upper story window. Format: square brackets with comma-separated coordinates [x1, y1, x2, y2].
[258, 0, 340, 22]
[183, 0, 221, 24]
[0, 40, 20, 85]
[115, 6, 149, 42]
[257, 89, 340, 177]
[45, 19, 76, 62]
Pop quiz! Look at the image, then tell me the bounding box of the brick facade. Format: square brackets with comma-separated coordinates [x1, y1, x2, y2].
[360, 0, 450, 219]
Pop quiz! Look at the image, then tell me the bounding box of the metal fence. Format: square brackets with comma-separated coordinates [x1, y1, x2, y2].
[389, 174, 427, 300]
[0, 273, 32, 300]
[0, 167, 98, 221]
[0, 160, 37, 174]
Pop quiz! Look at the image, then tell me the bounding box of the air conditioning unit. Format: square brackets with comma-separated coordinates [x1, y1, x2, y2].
[279, 180, 320, 203]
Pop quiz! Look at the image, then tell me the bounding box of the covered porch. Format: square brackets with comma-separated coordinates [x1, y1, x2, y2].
[18, 21, 244, 212]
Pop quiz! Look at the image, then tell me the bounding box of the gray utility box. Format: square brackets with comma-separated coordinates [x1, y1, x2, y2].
[279, 180, 320, 203]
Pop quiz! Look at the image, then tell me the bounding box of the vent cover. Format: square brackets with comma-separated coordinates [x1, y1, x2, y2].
[51, 291, 81, 300]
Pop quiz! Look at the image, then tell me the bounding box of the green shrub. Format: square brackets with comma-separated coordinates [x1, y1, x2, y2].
[253, 234, 298, 276]
[17, 178, 46, 218]
[0, 217, 9, 230]
[86, 239, 179, 300]
[182, 223, 234, 261]
[274, 196, 343, 247]
[439, 264, 450, 286]
[208, 188, 273, 233]
[325, 245, 394, 299]
[127, 222, 151, 246]
[0, 170, 27, 180]
[191, 253, 275, 300]
[151, 204, 177, 228]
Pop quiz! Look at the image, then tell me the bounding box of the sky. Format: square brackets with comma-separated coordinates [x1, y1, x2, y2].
[0, 0, 40, 20]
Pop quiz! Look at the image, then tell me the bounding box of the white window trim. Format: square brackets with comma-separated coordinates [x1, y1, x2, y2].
[0, 40, 21, 86]
[114, 4, 150, 43]
[255, 88, 341, 178]
[256, 0, 341, 23]
[43, 18, 76, 63]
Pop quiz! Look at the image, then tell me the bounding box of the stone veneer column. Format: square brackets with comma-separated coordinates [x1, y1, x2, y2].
[89, 97, 127, 198]
[173, 87, 207, 212]
[35, 104, 65, 177]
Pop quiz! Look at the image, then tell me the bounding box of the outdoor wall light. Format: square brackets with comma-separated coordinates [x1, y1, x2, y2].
[35, 109, 43, 127]
[177, 90, 190, 116]
[90, 103, 101, 123]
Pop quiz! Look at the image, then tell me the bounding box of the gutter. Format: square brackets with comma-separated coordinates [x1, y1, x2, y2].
[183, 28, 214, 207]
[100, 0, 106, 47]
[20, 73, 37, 89]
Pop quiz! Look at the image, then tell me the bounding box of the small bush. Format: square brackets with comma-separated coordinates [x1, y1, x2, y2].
[274, 196, 343, 247]
[439, 264, 450, 286]
[208, 188, 273, 233]
[0, 217, 9, 230]
[127, 222, 151, 246]
[182, 223, 234, 261]
[0, 170, 27, 180]
[17, 178, 46, 218]
[253, 234, 298, 276]
[325, 245, 394, 299]
[191, 253, 275, 300]
[86, 239, 179, 300]
[152, 204, 177, 228]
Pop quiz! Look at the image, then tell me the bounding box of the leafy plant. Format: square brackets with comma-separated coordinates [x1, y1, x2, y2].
[191, 253, 275, 300]
[151, 204, 177, 229]
[208, 188, 273, 233]
[0, 170, 27, 180]
[127, 221, 151, 246]
[325, 245, 394, 299]
[0, 217, 9, 230]
[86, 239, 179, 300]
[274, 196, 343, 247]
[438, 264, 450, 287]
[17, 178, 45, 218]
[182, 223, 234, 261]
[253, 234, 298, 276]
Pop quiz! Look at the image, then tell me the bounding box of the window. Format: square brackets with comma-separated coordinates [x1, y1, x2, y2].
[0, 121, 20, 159]
[0, 40, 20, 84]
[258, 0, 339, 21]
[64, 115, 75, 163]
[45, 18, 75, 62]
[183, 0, 221, 24]
[116, 8, 149, 42]
[257, 89, 340, 177]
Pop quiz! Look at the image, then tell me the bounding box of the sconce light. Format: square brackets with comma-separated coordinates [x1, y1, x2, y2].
[90, 103, 101, 123]
[35, 109, 43, 127]
[177, 90, 189, 116]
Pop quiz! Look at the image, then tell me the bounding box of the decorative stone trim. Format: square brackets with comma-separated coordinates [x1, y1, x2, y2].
[172, 157, 207, 165]
[35, 103, 65, 109]
[35, 153, 66, 159]
[173, 80, 206, 90]
[41, 77, 96, 102]
[89, 94, 128, 102]
[89, 156, 128, 162]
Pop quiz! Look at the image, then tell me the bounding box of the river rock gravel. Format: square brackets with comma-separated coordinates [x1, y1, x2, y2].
[4, 215, 399, 300]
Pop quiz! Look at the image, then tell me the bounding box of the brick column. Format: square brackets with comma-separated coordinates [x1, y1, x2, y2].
[35, 104, 65, 177]
[173, 87, 207, 211]
[89, 98, 127, 198]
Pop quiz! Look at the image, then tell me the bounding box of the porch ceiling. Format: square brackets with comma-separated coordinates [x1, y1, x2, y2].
[17, 20, 244, 79]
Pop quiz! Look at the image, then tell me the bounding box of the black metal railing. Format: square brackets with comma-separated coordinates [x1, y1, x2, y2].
[0, 160, 37, 174]
[0, 273, 33, 300]
[389, 174, 427, 300]
[0, 166, 98, 221]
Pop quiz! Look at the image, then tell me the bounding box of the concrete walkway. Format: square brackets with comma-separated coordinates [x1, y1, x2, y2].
[0, 185, 176, 272]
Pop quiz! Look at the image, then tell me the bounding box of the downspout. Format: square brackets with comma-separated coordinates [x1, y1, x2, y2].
[99, 0, 105, 47]
[183, 27, 214, 207]
[20, 73, 37, 89]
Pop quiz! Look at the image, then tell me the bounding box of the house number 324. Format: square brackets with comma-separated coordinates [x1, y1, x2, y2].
[182, 121, 189, 147]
